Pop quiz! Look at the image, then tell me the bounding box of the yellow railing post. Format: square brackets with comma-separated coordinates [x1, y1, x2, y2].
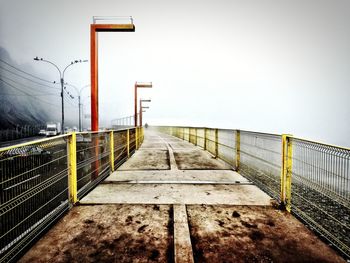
[235, 130, 240, 171]
[204, 128, 207, 150]
[110, 131, 115, 172]
[215, 128, 219, 158]
[281, 134, 293, 212]
[195, 128, 198, 146]
[141, 127, 144, 143]
[68, 132, 78, 205]
[136, 127, 139, 150]
[127, 129, 130, 158]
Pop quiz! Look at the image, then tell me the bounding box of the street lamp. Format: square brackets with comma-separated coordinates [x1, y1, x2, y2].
[134, 82, 152, 127]
[139, 99, 151, 127]
[33, 57, 88, 133]
[65, 84, 90, 131]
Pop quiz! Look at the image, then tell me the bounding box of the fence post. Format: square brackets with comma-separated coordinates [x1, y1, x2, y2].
[235, 130, 240, 171]
[215, 128, 219, 158]
[136, 127, 139, 150]
[204, 128, 207, 150]
[195, 128, 198, 146]
[281, 134, 293, 212]
[127, 129, 130, 158]
[68, 132, 78, 205]
[141, 127, 144, 143]
[110, 131, 115, 172]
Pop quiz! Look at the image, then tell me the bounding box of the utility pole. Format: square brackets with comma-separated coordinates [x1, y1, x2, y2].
[134, 82, 152, 127]
[34, 57, 88, 133]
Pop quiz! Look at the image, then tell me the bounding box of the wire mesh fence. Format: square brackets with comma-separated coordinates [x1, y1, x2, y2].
[154, 125, 350, 259]
[290, 138, 350, 257]
[239, 131, 282, 201]
[113, 130, 128, 169]
[0, 136, 69, 262]
[0, 127, 142, 262]
[76, 132, 111, 199]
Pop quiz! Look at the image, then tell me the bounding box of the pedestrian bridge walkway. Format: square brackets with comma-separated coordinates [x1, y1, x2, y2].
[17, 130, 345, 263]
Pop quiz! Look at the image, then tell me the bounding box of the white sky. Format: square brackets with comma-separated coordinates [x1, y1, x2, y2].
[0, 0, 349, 147]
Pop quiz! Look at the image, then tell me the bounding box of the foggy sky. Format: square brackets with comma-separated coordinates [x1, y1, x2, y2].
[0, 0, 349, 147]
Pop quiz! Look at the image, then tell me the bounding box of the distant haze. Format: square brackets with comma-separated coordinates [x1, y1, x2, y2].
[0, 0, 349, 147]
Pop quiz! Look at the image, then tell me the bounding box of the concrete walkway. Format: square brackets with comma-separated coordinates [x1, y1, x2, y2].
[19, 130, 346, 263]
[80, 131, 272, 206]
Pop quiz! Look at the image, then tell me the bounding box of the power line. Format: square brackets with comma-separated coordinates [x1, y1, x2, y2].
[63, 89, 78, 108]
[0, 93, 59, 97]
[0, 58, 55, 84]
[0, 75, 61, 94]
[0, 78, 61, 107]
[0, 66, 60, 90]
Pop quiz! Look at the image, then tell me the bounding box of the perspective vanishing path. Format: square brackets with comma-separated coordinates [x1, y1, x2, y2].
[19, 130, 345, 263]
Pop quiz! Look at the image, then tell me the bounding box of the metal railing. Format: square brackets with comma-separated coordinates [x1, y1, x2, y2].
[0, 127, 144, 263]
[154, 126, 350, 259]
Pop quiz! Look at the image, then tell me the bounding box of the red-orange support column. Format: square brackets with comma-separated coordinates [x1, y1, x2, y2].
[134, 83, 137, 127]
[90, 25, 98, 131]
[90, 24, 135, 131]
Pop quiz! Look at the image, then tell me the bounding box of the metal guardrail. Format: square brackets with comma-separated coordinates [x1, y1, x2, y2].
[155, 126, 350, 259]
[0, 127, 144, 263]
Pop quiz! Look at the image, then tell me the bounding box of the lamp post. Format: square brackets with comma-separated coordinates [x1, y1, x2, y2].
[65, 84, 90, 131]
[134, 82, 152, 127]
[139, 99, 151, 127]
[33, 57, 88, 133]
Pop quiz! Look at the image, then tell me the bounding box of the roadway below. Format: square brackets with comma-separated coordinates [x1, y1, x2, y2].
[19, 130, 346, 263]
[0, 135, 45, 148]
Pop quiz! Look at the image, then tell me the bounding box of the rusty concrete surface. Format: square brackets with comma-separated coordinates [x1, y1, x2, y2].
[80, 183, 273, 205]
[140, 142, 167, 150]
[18, 130, 346, 262]
[174, 205, 194, 263]
[118, 149, 170, 170]
[173, 149, 231, 170]
[104, 170, 250, 184]
[187, 205, 345, 263]
[19, 205, 174, 263]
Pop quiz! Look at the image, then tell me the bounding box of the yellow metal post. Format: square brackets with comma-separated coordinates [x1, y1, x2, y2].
[141, 127, 144, 143]
[235, 130, 240, 171]
[195, 128, 198, 146]
[281, 134, 293, 212]
[215, 128, 219, 158]
[110, 131, 115, 172]
[204, 128, 207, 150]
[127, 129, 130, 158]
[136, 127, 139, 150]
[68, 132, 78, 205]
[286, 135, 293, 212]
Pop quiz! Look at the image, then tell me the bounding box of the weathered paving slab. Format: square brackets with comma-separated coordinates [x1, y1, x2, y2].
[187, 205, 346, 263]
[168, 142, 195, 149]
[19, 205, 174, 263]
[80, 184, 273, 205]
[118, 149, 170, 170]
[173, 149, 232, 170]
[174, 205, 194, 263]
[104, 170, 250, 184]
[140, 141, 167, 150]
